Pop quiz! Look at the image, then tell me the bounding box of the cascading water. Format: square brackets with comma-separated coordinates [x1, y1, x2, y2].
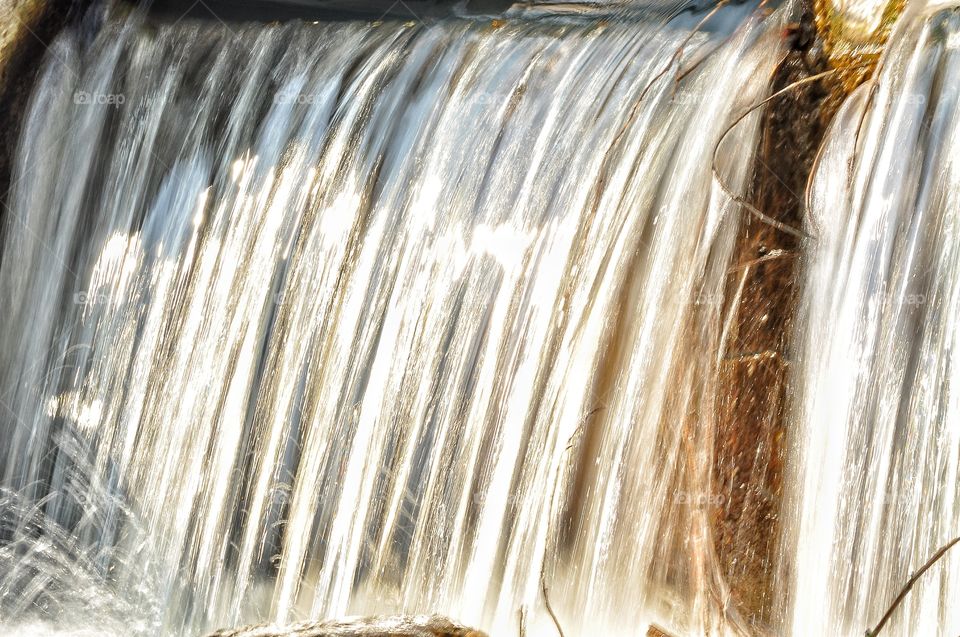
[784, 2, 960, 635]
[5, 0, 959, 634]
[0, 2, 785, 635]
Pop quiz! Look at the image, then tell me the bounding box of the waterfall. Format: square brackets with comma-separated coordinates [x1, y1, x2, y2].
[9, 0, 960, 635]
[0, 2, 784, 636]
[786, 2, 960, 635]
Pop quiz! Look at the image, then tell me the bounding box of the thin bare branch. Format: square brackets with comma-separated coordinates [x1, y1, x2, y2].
[538, 406, 603, 637]
[541, 577, 566, 637]
[711, 65, 869, 241]
[866, 535, 960, 637]
[638, 0, 730, 103]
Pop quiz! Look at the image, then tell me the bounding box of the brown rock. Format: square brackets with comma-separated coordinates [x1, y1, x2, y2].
[205, 615, 488, 637]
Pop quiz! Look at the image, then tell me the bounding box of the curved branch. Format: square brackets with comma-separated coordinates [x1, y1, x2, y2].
[710, 65, 869, 241]
[866, 535, 960, 637]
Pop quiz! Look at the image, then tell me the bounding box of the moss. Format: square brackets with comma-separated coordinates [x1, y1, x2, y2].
[814, 0, 905, 89]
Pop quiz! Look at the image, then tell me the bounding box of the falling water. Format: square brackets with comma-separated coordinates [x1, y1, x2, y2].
[786, 2, 960, 635]
[0, 1, 788, 635]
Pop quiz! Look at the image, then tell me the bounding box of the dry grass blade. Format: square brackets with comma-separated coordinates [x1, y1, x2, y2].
[537, 406, 604, 637]
[710, 64, 870, 241]
[865, 535, 960, 637]
[638, 0, 730, 103]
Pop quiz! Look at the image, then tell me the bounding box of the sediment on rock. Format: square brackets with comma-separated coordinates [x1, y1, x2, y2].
[711, 3, 845, 630]
[712, 0, 903, 630]
[204, 615, 488, 637]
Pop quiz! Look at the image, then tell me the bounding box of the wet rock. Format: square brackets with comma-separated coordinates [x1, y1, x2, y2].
[646, 624, 677, 637]
[0, 0, 82, 212]
[713, 5, 843, 628]
[205, 615, 488, 637]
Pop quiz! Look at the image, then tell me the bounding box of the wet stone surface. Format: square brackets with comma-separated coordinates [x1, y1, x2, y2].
[205, 615, 488, 637]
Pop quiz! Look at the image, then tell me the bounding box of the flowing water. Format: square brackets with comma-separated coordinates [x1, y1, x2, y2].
[3, 0, 960, 635]
[785, 2, 960, 635]
[0, 2, 783, 635]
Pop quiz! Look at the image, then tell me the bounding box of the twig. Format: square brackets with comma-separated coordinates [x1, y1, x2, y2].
[852, 67, 884, 164]
[541, 576, 566, 637]
[518, 605, 527, 637]
[711, 65, 869, 241]
[538, 406, 604, 637]
[638, 0, 730, 103]
[865, 535, 960, 636]
[803, 58, 885, 240]
[565, 406, 603, 451]
[801, 108, 830, 240]
[673, 1, 774, 96]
